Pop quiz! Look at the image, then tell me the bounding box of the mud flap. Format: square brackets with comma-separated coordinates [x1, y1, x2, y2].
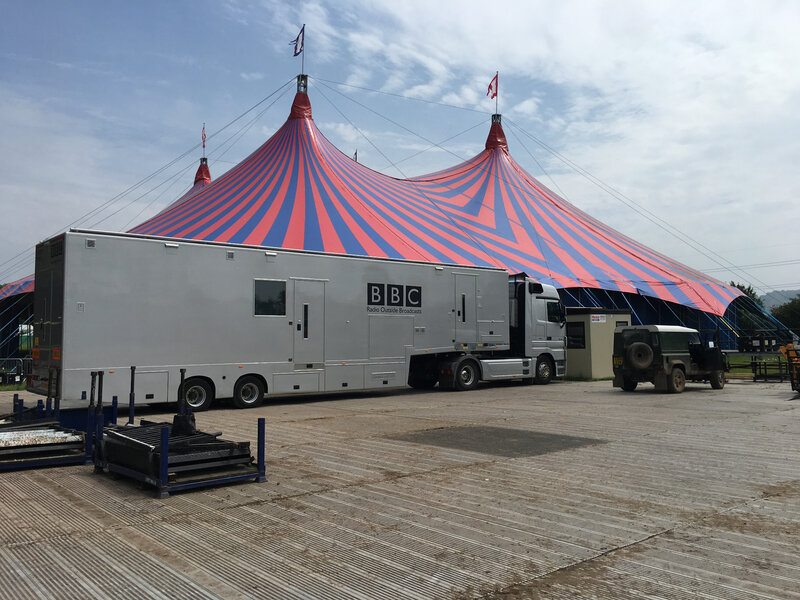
[437, 358, 459, 390]
[653, 371, 667, 391]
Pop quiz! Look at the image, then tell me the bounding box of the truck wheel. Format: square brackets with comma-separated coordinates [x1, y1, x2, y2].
[454, 358, 480, 391]
[627, 342, 654, 370]
[233, 376, 265, 408]
[535, 356, 554, 385]
[621, 378, 637, 391]
[183, 378, 214, 411]
[666, 367, 685, 394]
[710, 370, 725, 390]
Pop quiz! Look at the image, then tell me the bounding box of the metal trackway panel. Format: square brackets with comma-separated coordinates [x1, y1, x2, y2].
[0, 380, 798, 599]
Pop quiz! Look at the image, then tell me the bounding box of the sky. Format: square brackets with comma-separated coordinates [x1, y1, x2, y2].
[1, 0, 799, 302]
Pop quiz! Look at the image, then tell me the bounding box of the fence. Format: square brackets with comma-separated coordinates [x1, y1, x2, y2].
[0, 358, 32, 385]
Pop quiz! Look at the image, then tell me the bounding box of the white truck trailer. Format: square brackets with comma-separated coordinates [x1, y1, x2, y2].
[30, 230, 566, 409]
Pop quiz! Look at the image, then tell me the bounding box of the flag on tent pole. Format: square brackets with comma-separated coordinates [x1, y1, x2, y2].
[201, 124, 206, 149]
[291, 25, 305, 56]
[487, 73, 498, 99]
[353, 149, 358, 162]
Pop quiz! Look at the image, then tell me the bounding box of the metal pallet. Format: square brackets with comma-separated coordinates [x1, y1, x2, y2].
[96, 418, 266, 498]
[0, 390, 88, 471]
[0, 394, 88, 472]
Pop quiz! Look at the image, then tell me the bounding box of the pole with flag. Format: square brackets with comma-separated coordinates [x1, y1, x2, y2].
[201, 123, 206, 158]
[487, 71, 498, 113]
[291, 24, 305, 74]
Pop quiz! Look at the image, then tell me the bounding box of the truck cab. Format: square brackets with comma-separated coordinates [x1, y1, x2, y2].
[508, 275, 567, 383]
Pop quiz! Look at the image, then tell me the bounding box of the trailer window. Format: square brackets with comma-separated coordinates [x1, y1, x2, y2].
[254, 280, 286, 316]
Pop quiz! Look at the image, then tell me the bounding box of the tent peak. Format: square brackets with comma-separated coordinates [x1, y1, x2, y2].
[193, 157, 211, 186]
[485, 113, 508, 152]
[289, 74, 312, 120]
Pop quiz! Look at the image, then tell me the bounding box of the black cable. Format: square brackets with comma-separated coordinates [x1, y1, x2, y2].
[505, 116, 790, 303]
[313, 78, 485, 115]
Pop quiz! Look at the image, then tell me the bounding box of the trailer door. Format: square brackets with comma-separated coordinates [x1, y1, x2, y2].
[454, 274, 477, 344]
[293, 279, 325, 365]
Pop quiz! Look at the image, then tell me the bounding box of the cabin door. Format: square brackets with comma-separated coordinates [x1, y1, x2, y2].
[293, 279, 325, 366]
[454, 274, 478, 344]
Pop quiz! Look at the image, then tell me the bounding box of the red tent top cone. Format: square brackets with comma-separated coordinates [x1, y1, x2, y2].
[485, 114, 508, 152]
[194, 157, 211, 186]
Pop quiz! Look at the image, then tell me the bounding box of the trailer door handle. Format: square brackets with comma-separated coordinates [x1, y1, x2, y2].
[297, 323, 301, 331]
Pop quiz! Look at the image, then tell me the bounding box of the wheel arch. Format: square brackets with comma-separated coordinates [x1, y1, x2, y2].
[670, 361, 687, 373]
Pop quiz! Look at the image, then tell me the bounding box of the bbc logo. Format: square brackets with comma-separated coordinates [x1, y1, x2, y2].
[367, 283, 422, 307]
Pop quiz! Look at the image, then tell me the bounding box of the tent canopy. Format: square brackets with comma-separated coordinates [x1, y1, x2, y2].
[130, 89, 740, 316]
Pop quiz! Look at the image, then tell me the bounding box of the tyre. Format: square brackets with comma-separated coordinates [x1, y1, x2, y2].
[535, 356, 554, 385]
[454, 358, 480, 391]
[710, 370, 725, 390]
[627, 342, 654, 370]
[666, 367, 685, 394]
[621, 378, 637, 392]
[182, 378, 214, 411]
[233, 375, 265, 409]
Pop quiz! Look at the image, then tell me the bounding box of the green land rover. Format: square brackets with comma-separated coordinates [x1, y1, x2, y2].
[612, 325, 727, 393]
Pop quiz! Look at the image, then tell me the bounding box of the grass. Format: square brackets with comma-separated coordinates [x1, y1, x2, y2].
[727, 353, 783, 368]
[0, 382, 26, 392]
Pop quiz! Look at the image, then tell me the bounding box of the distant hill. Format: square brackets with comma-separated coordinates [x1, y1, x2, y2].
[761, 289, 800, 311]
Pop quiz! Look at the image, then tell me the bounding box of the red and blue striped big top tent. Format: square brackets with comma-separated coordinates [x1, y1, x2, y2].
[129, 85, 740, 316]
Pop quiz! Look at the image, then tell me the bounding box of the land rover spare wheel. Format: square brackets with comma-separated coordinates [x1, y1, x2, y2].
[627, 342, 654, 370]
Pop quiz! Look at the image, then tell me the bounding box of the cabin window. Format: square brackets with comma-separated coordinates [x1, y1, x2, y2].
[546, 300, 564, 324]
[660, 332, 687, 353]
[254, 280, 286, 316]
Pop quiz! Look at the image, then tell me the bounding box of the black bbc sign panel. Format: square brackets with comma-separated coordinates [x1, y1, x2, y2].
[367, 283, 422, 308]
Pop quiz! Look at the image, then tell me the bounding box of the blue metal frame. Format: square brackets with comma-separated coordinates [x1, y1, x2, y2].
[0, 394, 88, 472]
[96, 417, 267, 498]
[557, 287, 791, 350]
